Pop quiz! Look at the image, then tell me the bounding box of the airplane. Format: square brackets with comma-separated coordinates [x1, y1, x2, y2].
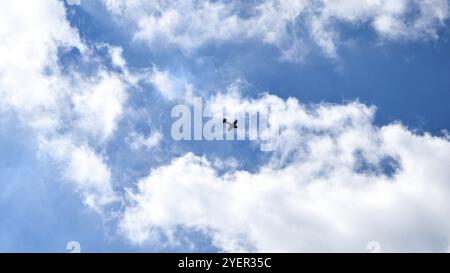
[223, 118, 238, 131]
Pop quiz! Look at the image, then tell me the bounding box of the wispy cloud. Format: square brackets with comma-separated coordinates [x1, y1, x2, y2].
[102, 0, 449, 60]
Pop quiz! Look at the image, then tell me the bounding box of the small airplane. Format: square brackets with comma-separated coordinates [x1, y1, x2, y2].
[223, 118, 238, 131]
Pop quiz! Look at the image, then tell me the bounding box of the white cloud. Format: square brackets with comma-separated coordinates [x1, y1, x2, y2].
[0, 0, 128, 211]
[38, 137, 118, 211]
[147, 67, 195, 102]
[108, 46, 127, 69]
[103, 0, 307, 60]
[126, 131, 163, 151]
[0, 1, 84, 114]
[102, 0, 449, 60]
[72, 72, 127, 142]
[121, 89, 450, 252]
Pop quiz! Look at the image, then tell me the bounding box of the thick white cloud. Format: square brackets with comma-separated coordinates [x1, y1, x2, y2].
[102, 0, 449, 60]
[121, 89, 450, 252]
[0, 1, 83, 114]
[0, 0, 129, 210]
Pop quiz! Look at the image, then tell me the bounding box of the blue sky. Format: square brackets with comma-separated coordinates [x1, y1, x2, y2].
[1, 0, 450, 252]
